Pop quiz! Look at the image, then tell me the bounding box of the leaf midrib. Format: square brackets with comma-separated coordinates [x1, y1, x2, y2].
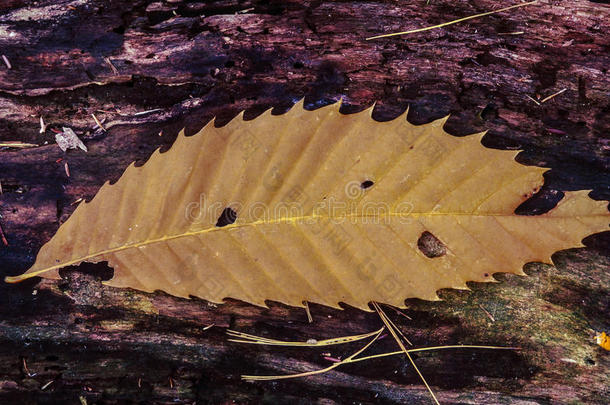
[12, 210, 601, 281]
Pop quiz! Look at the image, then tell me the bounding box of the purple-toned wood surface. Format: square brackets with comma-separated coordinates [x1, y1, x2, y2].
[1, 1, 608, 403]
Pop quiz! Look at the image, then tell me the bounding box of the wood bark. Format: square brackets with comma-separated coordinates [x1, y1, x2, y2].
[0, 1, 609, 404]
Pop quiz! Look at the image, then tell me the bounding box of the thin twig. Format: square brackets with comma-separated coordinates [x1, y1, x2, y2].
[366, 1, 537, 40]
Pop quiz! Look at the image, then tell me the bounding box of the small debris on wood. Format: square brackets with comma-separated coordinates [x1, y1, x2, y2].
[526, 95, 541, 106]
[55, 127, 87, 152]
[71, 197, 84, 206]
[0, 142, 39, 149]
[595, 331, 609, 350]
[540, 88, 567, 103]
[237, 7, 255, 14]
[39, 116, 47, 133]
[104, 57, 119, 75]
[546, 128, 567, 135]
[64, 162, 71, 177]
[168, 376, 174, 388]
[478, 304, 496, 322]
[91, 113, 106, 132]
[22, 358, 36, 377]
[527, 88, 567, 105]
[41, 380, 54, 390]
[1, 55, 11, 69]
[498, 31, 524, 35]
[133, 108, 163, 116]
[203, 324, 214, 331]
[96, 108, 163, 117]
[304, 301, 313, 323]
[0, 221, 8, 246]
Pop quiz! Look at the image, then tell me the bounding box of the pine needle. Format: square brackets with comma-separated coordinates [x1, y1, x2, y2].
[227, 327, 384, 347]
[526, 95, 541, 106]
[242, 328, 385, 381]
[377, 303, 413, 345]
[234, 314, 518, 384]
[540, 88, 567, 103]
[240, 336, 517, 381]
[373, 301, 439, 405]
[366, 1, 537, 40]
[304, 301, 313, 323]
[91, 113, 106, 132]
[349, 344, 519, 363]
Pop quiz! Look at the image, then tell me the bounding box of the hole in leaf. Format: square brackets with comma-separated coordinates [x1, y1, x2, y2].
[417, 231, 447, 258]
[216, 207, 237, 227]
[360, 180, 374, 189]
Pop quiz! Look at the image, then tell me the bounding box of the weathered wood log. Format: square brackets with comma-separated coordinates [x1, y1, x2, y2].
[1, 1, 608, 403]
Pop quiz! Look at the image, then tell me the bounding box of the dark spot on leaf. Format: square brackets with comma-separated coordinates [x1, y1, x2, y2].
[216, 207, 237, 227]
[361, 180, 374, 189]
[417, 231, 447, 258]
